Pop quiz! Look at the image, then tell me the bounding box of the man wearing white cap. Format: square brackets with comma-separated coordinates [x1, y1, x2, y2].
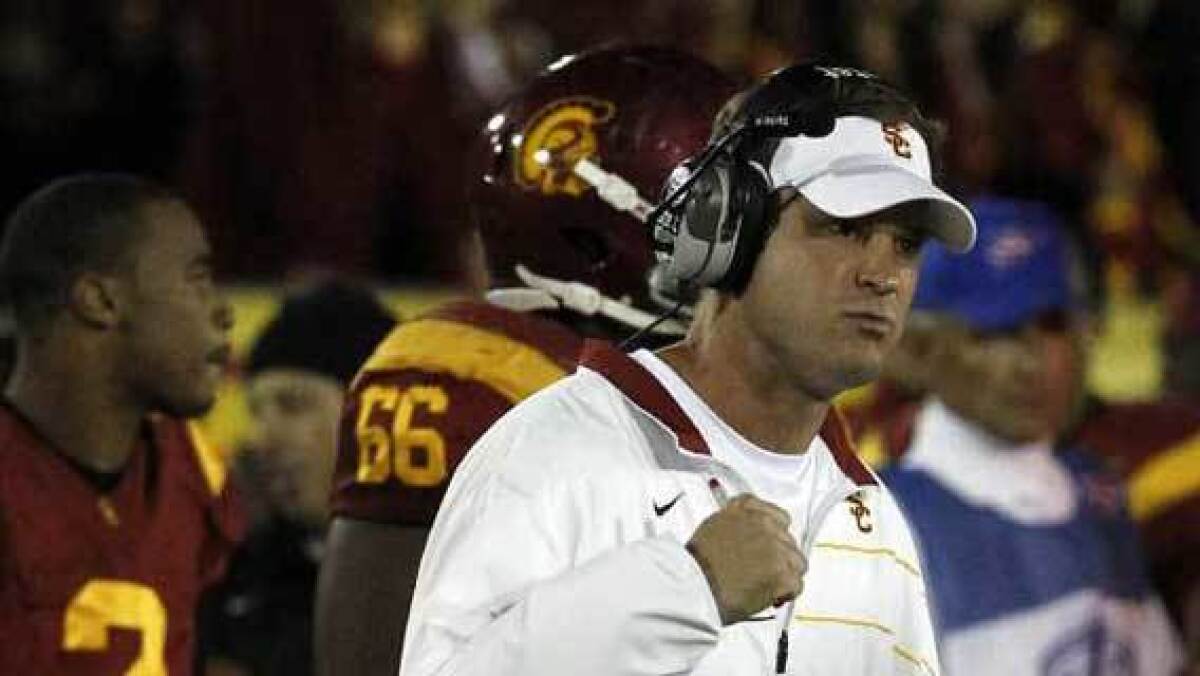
[400, 63, 976, 676]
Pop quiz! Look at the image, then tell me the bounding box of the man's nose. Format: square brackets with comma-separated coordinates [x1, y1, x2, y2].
[855, 233, 905, 295]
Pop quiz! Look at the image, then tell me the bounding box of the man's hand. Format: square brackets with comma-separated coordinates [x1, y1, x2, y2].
[686, 494, 807, 625]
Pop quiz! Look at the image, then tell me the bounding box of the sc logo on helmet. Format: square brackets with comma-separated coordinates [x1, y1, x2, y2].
[514, 97, 616, 197]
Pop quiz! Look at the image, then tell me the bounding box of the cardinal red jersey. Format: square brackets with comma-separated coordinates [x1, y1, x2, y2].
[1070, 396, 1200, 627]
[330, 301, 583, 525]
[837, 380, 923, 468]
[0, 405, 245, 675]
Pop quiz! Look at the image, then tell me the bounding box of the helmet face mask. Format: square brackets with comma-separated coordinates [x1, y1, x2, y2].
[472, 46, 737, 321]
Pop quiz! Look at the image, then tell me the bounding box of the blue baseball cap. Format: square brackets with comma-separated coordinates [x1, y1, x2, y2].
[913, 196, 1078, 332]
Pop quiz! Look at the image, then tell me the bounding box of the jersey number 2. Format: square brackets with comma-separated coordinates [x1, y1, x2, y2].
[355, 384, 449, 486]
[63, 579, 167, 675]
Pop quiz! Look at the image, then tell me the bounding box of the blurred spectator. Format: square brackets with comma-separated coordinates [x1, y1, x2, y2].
[1063, 65, 1200, 657]
[198, 279, 395, 676]
[883, 197, 1183, 674]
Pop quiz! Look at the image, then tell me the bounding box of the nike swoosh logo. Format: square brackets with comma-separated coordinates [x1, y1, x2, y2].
[653, 492, 684, 517]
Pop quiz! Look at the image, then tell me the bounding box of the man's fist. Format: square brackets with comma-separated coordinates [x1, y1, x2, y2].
[686, 494, 807, 625]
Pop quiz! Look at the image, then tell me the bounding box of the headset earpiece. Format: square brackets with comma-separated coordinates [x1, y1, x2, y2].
[679, 158, 729, 244]
[716, 159, 775, 292]
[650, 63, 848, 294]
[652, 136, 774, 292]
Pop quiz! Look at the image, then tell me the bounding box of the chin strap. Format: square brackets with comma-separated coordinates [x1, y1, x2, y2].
[486, 265, 686, 335]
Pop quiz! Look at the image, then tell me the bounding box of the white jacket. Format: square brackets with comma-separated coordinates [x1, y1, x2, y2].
[400, 342, 940, 675]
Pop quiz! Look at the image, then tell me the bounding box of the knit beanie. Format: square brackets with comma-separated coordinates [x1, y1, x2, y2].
[246, 280, 396, 385]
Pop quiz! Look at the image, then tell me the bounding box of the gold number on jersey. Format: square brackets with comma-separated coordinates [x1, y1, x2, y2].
[356, 385, 400, 483]
[355, 384, 450, 486]
[63, 580, 168, 676]
[394, 386, 450, 485]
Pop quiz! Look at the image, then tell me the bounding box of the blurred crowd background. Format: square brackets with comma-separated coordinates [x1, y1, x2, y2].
[0, 0, 1194, 303]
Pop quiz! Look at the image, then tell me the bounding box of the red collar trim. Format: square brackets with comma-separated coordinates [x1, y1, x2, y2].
[579, 340, 876, 486]
[820, 407, 877, 486]
[579, 340, 709, 454]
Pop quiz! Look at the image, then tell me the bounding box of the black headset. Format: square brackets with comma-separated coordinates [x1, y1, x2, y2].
[648, 64, 879, 293]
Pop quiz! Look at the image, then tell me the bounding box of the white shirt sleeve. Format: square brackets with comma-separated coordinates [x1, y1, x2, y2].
[400, 467, 723, 676]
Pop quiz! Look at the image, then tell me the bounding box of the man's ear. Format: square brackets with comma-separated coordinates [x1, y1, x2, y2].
[67, 272, 124, 329]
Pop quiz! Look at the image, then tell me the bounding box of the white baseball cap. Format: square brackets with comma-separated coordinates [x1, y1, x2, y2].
[768, 115, 976, 252]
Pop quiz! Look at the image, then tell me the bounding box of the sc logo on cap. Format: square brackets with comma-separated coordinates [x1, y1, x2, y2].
[881, 122, 912, 159]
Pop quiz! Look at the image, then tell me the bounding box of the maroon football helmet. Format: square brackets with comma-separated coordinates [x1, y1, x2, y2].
[472, 45, 737, 323]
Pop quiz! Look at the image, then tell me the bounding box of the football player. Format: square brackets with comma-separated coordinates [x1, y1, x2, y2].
[314, 46, 736, 676]
[0, 174, 240, 675]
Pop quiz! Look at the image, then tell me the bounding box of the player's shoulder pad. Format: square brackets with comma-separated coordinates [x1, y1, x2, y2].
[352, 300, 581, 403]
